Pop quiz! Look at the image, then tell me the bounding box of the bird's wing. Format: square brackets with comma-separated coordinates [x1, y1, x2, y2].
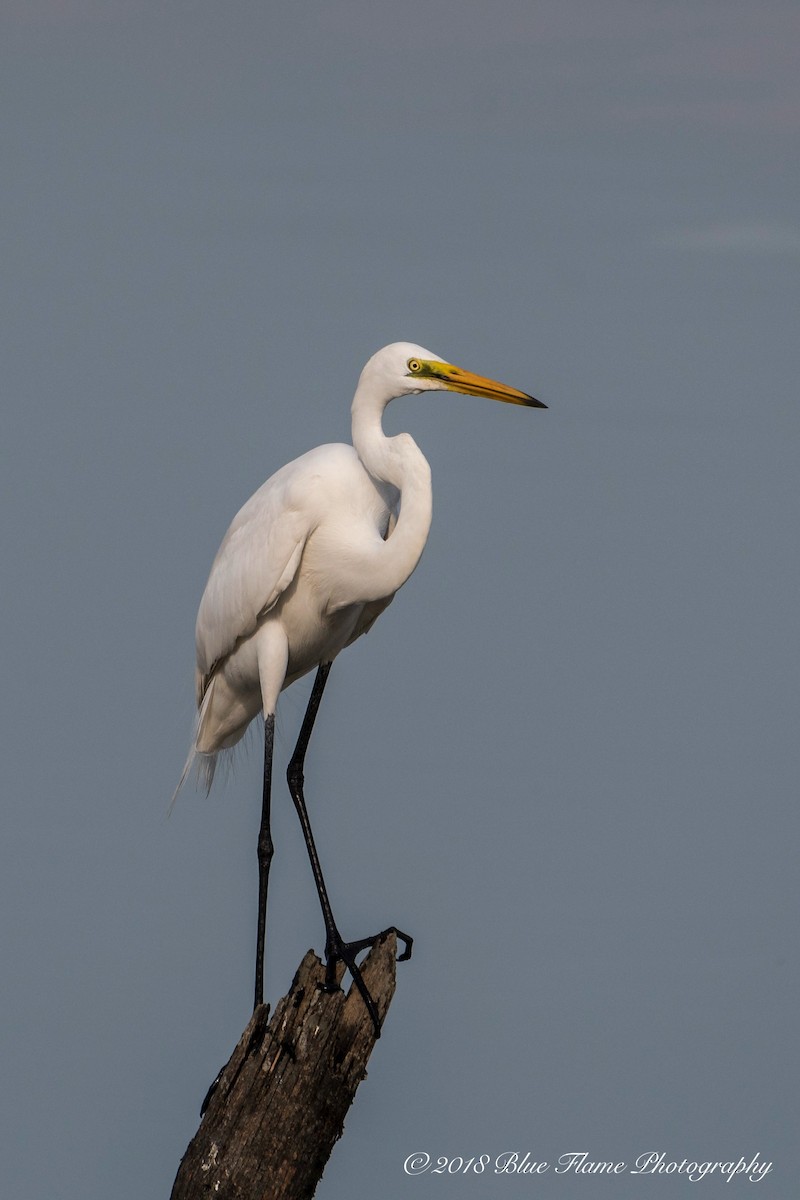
[194, 461, 316, 701]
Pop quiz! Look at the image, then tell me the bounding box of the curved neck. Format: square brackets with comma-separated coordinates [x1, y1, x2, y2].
[343, 381, 433, 603]
[351, 389, 397, 485]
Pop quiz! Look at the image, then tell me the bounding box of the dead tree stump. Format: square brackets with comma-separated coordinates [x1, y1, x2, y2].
[171, 932, 399, 1200]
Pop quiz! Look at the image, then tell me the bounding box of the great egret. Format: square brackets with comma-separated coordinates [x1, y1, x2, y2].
[178, 342, 545, 1033]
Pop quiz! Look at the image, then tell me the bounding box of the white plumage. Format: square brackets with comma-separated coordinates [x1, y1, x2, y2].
[176, 340, 544, 1027]
[194, 444, 397, 755]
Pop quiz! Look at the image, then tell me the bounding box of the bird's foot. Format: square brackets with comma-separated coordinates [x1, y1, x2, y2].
[323, 925, 413, 1037]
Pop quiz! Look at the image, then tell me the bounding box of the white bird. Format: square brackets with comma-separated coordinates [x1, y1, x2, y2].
[178, 341, 545, 1032]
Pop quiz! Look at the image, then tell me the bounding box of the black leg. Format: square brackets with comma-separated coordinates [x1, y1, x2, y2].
[286, 663, 413, 1037]
[254, 713, 275, 1010]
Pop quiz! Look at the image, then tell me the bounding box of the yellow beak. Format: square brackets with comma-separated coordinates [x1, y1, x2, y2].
[417, 360, 546, 408]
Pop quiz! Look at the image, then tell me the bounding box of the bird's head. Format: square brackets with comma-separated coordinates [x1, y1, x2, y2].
[358, 341, 547, 409]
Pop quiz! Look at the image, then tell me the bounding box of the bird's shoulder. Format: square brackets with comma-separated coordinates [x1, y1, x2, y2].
[213, 444, 356, 541]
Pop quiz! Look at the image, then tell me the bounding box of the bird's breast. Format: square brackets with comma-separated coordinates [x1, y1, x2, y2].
[275, 497, 394, 683]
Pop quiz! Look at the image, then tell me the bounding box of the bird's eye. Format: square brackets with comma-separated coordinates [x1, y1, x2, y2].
[407, 358, 422, 374]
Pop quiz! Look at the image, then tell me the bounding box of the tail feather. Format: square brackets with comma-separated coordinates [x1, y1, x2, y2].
[169, 685, 220, 812]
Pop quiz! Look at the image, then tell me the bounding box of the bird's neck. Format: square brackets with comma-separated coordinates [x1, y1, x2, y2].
[351, 396, 404, 487]
[344, 389, 433, 603]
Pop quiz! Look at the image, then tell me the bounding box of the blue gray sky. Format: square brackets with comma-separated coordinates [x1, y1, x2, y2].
[2, 3, 798, 1198]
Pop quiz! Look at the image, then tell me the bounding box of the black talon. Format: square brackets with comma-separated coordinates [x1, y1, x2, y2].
[325, 930, 382, 1034]
[389, 926, 413, 962]
[321, 925, 414, 1036]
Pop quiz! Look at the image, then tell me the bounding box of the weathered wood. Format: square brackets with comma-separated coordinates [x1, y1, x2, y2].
[171, 932, 398, 1200]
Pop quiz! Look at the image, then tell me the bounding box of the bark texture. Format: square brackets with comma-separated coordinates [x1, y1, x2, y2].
[171, 932, 398, 1200]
